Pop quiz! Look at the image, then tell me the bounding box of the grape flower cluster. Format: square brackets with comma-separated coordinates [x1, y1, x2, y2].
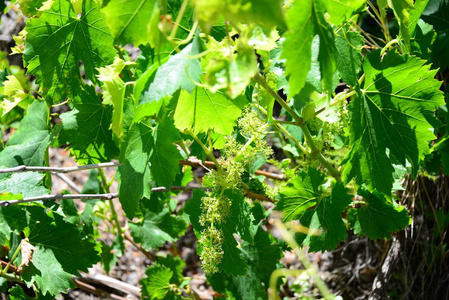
[198, 108, 272, 273]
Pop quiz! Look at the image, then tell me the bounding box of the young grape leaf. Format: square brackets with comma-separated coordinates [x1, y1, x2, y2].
[140, 264, 173, 300]
[342, 50, 444, 195]
[193, 0, 285, 32]
[23, 0, 116, 100]
[97, 58, 133, 139]
[335, 28, 364, 87]
[275, 168, 326, 221]
[118, 117, 182, 218]
[102, 0, 158, 46]
[206, 43, 258, 99]
[59, 87, 119, 164]
[325, 0, 367, 25]
[174, 87, 248, 135]
[17, 0, 47, 16]
[22, 206, 100, 296]
[130, 206, 187, 250]
[295, 183, 352, 251]
[1, 75, 29, 115]
[386, 0, 415, 51]
[348, 189, 410, 239]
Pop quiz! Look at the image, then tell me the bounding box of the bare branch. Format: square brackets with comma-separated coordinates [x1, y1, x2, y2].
[0, 162, 120, 174]
[52, 172, 82, 193]
[1, 193, 119, 206]
[0, 186, 210, 206]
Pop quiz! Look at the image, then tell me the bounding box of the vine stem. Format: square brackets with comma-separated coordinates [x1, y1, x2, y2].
[168, 0, 189, 41]
[98, 169, 123, 238]
[2, 242, 21, 275]
[182, 129, 222, 169]
[253, 73, 340, 179]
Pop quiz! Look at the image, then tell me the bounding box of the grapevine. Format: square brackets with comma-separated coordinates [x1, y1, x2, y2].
[0, 0, 448, 299]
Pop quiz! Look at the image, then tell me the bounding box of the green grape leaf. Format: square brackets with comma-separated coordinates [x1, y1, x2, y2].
[157, 255, 185, 284]
[281, 0, 365, 96]
[133, 57, 169, 121]
[0, 205, 29, 239]
[209, 228, 281, 299]
[59, 87, 119, 164]
[130, 207, 187, 250]
[421, 0, 449, 69]
[275, 168, 326, 221]
[174, 87, 247, 135]
[220, 224, 248, 276]
[141, 264, 173, 300]
[348, 189, 411, 239]
[0, 100, 52, 197]
[206, 43, 258, 99]
[410, 20, 436, 60]
[409, 0, 431, 36]
[224, 190, 255, 244]
[102, 0, 158, 45]
[295, 183, 352, 251]
[281, 0, 314, 97]
[23, 0, 116, 100]
[22, 206, 100, 296]
[335, 28, 364, 87]
[342, 50, 444, 194]
[0, 100, 50, 169]
[326, 0, 367, 25]
[117, 123, 153, 218]
[193, 0, 285, 32]
[8, 285, 53, 300]
[150, 117, 183, 188]
[241, 227, 281, 286]
[282, 0, 336, 96]
[139, 35, 202, 105]
[100, 241, 117, 275]
[97, 58, 133, 139]
[118, 118, 182, 218]
[0, 173, 49, 198]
